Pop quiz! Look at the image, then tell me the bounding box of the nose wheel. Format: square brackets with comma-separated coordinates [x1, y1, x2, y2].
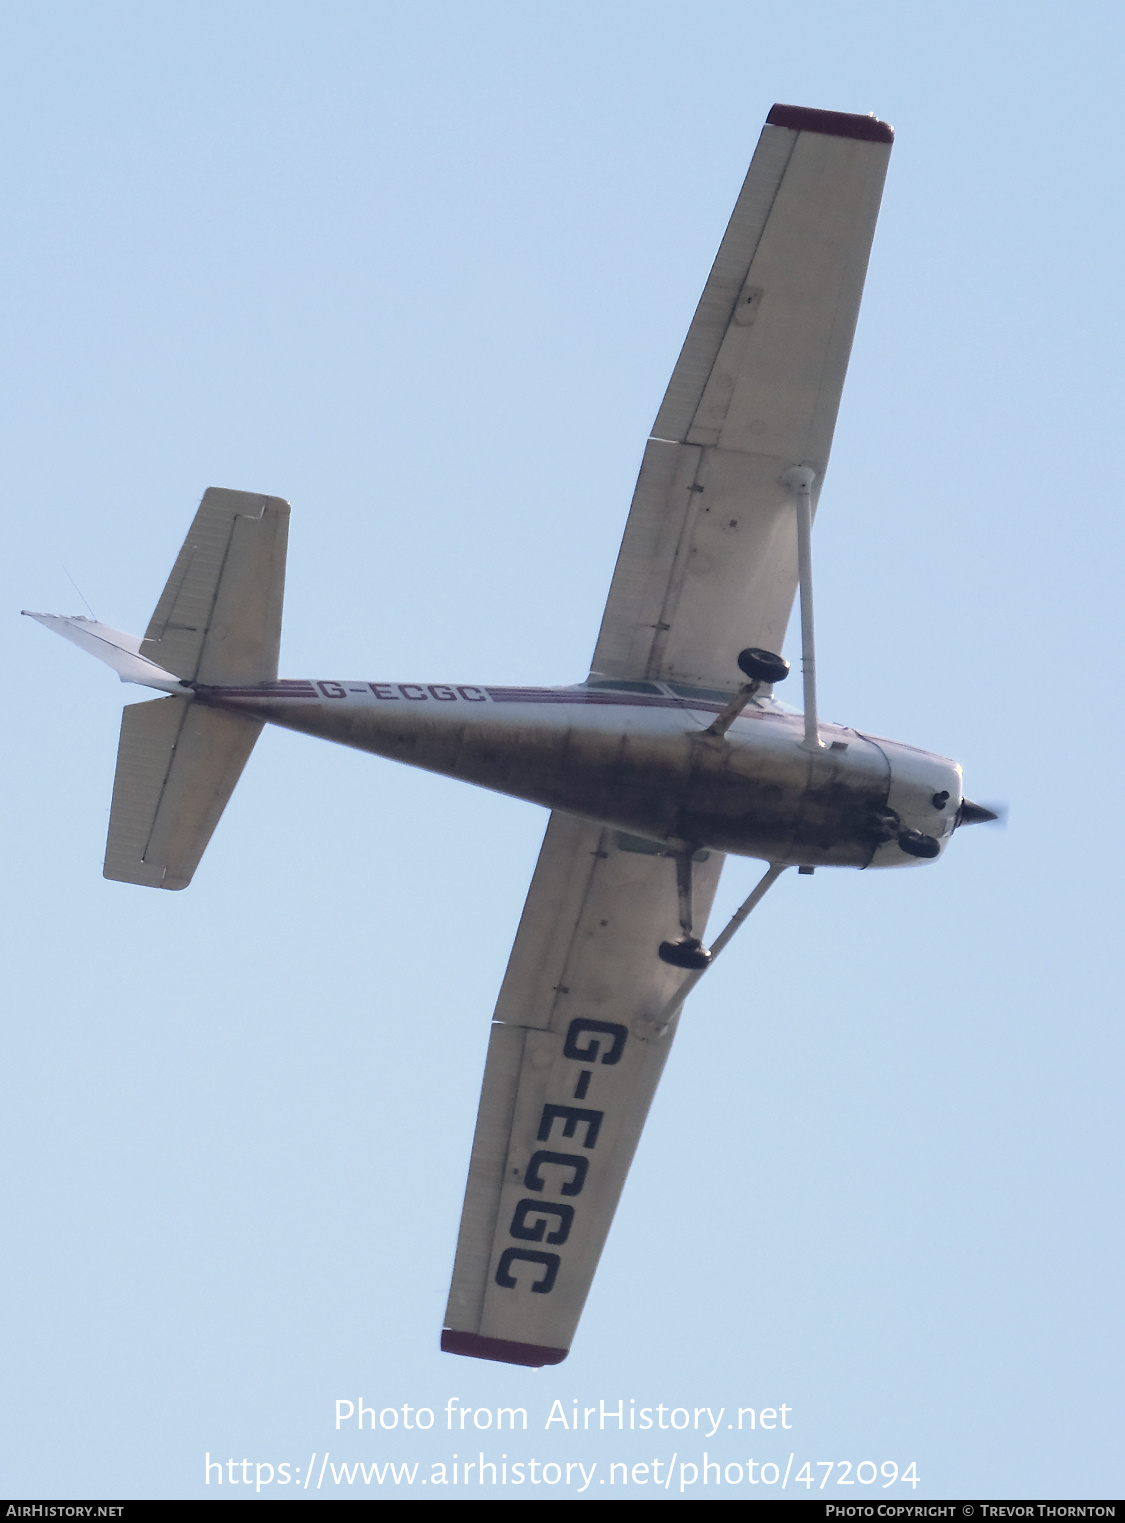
[898, 829, 941, 859]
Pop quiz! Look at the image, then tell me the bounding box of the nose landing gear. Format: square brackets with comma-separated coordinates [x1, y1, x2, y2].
[898, 829, 941, 859]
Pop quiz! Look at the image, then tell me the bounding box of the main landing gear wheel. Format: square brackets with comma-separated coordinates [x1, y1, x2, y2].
[658, 849, 713, 968]
[737, 647, 790, 684]
[658, 937, 712, 971]
[707, 648, 790, 739]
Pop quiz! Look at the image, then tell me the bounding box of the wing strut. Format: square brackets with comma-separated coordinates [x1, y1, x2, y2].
[782, 465, 824, 752]
[654, 860, 790, 1032]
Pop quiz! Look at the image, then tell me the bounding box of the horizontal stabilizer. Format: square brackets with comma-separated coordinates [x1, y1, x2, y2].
[104, 697, 262, 890]
[141, 487, 289, 684]
[22, 613, 186, 692]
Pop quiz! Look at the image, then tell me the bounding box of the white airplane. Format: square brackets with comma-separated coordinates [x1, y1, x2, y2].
[27, 103, 995, 1369]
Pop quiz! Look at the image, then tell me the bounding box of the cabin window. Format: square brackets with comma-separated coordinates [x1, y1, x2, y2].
[584, 679, 662, 694]
[668, 683, 735, 703]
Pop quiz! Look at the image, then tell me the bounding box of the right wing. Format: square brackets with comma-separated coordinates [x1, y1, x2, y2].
[442, 813, 723, 1365]
[591, 104, 893, 690]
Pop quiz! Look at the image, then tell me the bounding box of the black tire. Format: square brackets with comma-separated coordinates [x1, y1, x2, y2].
[898, 830, 941, 860]
[658, 938, 712, 970]
[737, 647, 790, 684]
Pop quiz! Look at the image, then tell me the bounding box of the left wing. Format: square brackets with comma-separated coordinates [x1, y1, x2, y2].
[442, 813, 723, 1365]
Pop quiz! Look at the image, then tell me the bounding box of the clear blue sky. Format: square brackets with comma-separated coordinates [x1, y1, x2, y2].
[3, 0, 1122, 1500]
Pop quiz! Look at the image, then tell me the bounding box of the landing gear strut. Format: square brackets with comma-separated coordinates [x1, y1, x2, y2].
[653, 860, 791, 1033]
[664, 643, 793, 966]
[658, 850, 712, 970]
[704, 646, 790, 740]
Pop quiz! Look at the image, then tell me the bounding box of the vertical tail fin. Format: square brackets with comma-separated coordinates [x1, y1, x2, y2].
[141, 487, 289, 684]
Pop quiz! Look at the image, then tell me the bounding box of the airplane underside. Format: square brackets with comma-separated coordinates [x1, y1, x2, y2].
[28, 103, 998, 1366]
[200, 679, 963, 871]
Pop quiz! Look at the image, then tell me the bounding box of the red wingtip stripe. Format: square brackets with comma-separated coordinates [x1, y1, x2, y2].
[440, 1330, 568, 1367]
[767, 103, 894, 144]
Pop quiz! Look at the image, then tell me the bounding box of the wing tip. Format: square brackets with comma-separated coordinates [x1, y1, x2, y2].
[767, 103, 894, 145]
[440, 1329, 568, 1367]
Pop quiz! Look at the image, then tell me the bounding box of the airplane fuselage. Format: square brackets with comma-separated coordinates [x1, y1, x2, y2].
[201, 677, 962, 870]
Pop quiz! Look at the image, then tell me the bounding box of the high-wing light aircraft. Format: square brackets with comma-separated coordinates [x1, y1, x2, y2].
[28, 103, 995, 1369]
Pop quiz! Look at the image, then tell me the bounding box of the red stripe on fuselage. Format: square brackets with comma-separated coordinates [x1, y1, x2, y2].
[200, 681, 761, 721]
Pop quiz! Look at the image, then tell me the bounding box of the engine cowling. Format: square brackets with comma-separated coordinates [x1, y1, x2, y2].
[864, 737, 963, 868]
